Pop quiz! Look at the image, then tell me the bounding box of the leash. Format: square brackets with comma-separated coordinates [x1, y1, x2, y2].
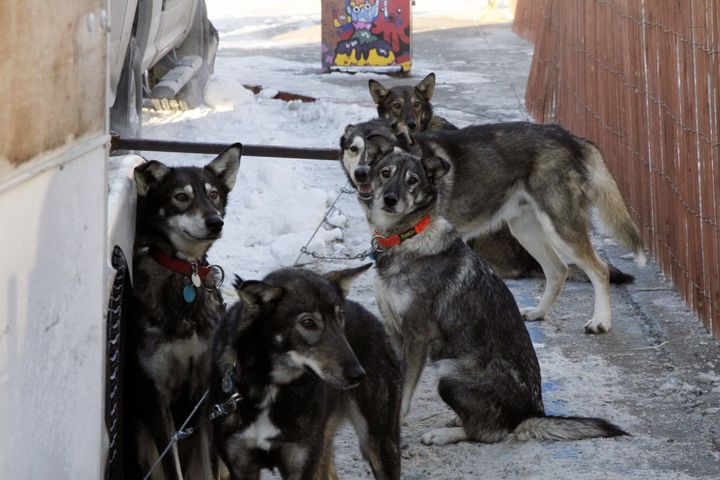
[141, 390, 210, 480]
[140, 365, 245, 479]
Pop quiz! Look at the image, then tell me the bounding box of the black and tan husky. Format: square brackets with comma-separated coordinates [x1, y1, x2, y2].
[366, 150, 628, 444]
[210, 266, 401, 480]
[125, 145, 240, 479]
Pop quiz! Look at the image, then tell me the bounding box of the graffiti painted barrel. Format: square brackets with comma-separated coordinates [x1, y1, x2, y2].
[322, 0, 412, 73]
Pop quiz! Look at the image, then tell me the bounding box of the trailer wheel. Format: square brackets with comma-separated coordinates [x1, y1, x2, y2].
[110, 37, 143, 139]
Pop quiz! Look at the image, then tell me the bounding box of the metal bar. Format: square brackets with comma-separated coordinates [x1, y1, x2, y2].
[110, 135, 340, 161]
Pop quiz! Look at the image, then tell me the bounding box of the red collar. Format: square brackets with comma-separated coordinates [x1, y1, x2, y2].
[374, 215, 431, 249]
[148, 246, 213, 279]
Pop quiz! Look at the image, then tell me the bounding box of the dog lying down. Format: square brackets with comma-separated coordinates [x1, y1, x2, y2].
[210, 265, 402, 480]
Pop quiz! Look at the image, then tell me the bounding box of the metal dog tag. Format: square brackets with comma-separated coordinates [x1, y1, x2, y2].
[183, 276, 197, 303]
[183, 284, 197, 303]
[191, 263, 202, 288]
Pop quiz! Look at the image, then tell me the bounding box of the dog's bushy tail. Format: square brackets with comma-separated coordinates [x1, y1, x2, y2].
[512, 415, 628, 441]
[584, 142, 646, 267]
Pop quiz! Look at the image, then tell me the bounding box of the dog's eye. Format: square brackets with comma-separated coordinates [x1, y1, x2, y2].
[175, 193, 189, 202]
[392, 103, 402, 110]
[349, 145, 359, 153]
[208, 191, 219, 200]
[300, 317, 318, 330]
[412, 101, 421, 109]
[381, 168, 392, 178]
[407, 176, 418, 186]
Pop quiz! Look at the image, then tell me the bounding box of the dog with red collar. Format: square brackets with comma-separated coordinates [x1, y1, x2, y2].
[125, 144, 240, 479]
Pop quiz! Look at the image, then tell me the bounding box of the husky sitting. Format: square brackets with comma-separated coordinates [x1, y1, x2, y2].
[341, 120, 644, 333]
[210, 265, 401, 480]
[366, 150, 627, 444]
[126, 145, 240, 479]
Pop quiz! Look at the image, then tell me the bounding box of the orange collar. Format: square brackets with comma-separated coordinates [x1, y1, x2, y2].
[373, 215, 431, 249]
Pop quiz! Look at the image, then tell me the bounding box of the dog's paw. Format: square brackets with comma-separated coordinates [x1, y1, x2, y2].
[445, 416, 462, 428]
[520, 307, 545, 322]
[421, 427, 468, 446]
[584, 317, 611, 334]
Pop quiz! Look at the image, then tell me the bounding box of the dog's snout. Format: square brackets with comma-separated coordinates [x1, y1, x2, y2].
[407, 119, 417, 131]
[354, 165, 370, 182]
[383, 193, 398, 208]
[205, 215, 224, 234]
[344, 363, 366, 386]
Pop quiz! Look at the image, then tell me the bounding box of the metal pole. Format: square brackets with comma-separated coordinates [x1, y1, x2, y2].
[110, 135, 341, 161]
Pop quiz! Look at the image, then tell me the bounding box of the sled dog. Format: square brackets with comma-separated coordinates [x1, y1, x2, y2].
[126, 145, 240, 479]
[369, 72, 458, 133]
[210, 266, 401, 479]
[340, 120, 644, 333]
[367, 150, 628, 444]
[366, 76, 635, 284]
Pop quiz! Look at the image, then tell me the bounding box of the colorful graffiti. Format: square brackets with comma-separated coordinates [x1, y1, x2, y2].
[322, 0, 411, 72]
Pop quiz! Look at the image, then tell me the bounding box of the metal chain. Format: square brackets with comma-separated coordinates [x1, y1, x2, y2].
[293, 182, 375, 266]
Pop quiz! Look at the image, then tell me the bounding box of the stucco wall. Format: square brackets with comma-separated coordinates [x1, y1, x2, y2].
[0, 140, 108, 478]
[0, 0, 108, 477]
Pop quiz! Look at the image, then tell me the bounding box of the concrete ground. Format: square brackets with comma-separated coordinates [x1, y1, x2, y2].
[197, 3, 720, 477]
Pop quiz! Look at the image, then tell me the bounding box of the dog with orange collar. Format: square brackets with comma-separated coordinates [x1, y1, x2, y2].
[366, 150, 628, 446]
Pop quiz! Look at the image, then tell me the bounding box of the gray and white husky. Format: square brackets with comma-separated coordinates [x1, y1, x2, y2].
[126, 145, 240, 479]
[341, 120, 645, 333]
[367, 150, 628, 445]
[210, 266, 401, 480]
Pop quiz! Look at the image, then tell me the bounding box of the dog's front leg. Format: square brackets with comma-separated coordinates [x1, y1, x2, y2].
[400, 338, 429, 419]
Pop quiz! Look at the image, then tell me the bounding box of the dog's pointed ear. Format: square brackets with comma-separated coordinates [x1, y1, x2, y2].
[134, 160, 171, 196]
[340, 124, 354, 151]
[422, 154, 450, 183]
[415, 73, 436, 101]
[207, 143, 242, 191]
[325, 263, 373, 297]
[369, 79, 390, 105]
[238, 280, 284, 308]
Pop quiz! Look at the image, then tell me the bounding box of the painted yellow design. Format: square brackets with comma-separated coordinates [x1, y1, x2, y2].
[334, 49, 396, 66]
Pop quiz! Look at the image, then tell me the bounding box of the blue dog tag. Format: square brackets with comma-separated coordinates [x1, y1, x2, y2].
[183, 284, 197, 303]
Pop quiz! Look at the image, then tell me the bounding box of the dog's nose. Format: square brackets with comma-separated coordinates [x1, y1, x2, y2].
[205, 215, 224, 234]
[344, 364, 366, 386]
[407, 119, 417, 131]
[383, 193, 398, 208]
[354, 165, 370, 182]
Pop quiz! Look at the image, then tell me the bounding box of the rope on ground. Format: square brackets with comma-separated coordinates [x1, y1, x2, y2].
[142, 389, 209, 480]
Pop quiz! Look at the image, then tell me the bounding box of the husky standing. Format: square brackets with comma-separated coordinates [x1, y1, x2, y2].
[366, 75, 635, 284]
[366, 150, 627, 444]
[210, 266, 401, 480]
[126, 145, 240, 479]
[341, 121, 644, 333]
